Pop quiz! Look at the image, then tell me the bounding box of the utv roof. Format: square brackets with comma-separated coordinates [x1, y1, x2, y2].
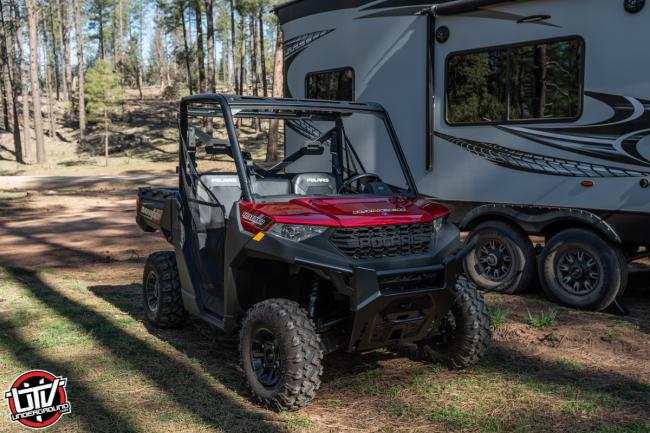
[274, 0, 514, 24]
[182, 94, 386, 114]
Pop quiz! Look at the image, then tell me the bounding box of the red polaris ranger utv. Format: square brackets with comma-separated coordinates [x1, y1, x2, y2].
[137, 95, 490, 410]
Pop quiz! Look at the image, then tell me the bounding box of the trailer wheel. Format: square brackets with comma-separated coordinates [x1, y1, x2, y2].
[403, 276, 491, 369]
[142, 252, 188, 328]
[539, 229, 627, 311]
[240, 299, 323, 411]
[463, 221, 536, 294]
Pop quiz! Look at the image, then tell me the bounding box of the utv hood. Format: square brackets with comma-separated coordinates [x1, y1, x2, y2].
[245, 196, 449, 228]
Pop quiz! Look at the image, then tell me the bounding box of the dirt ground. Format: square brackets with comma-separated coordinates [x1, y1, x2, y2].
[0, 185, 649, 433]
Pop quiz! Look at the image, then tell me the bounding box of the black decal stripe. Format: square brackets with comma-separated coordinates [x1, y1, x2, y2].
[436, 131, 650, 178]
[357, 6, 426, 18]
[277, 0, 376, 24]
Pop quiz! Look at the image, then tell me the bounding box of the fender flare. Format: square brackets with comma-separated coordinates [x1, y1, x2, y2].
[459, 204, 621, 244]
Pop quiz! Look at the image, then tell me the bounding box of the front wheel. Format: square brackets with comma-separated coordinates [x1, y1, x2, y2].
[239, 299, 323, 411]
[415, 276, 491, 369]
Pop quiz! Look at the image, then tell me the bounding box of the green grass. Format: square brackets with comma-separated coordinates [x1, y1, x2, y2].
[490, 306, 508, 329]
[527, 309, 559, 328]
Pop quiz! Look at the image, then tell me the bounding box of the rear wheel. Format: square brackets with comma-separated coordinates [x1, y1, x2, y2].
[464, 221, 536, 294]
[142, 252, 188, 328]
[412, 276, 491, 369]
[539, 229, 626, 311]
[240, 299, 323, 411]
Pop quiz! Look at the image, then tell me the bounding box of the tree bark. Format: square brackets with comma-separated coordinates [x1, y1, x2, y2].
[229, 0, 237, 91]
[194, 0, 205, 93]
[12, 0, 31, 161]
[98, 5, 105, 59]
[58, 0, 70, 104]
[249, 14, 259, 131]
[179, 0, 193, 94]
[104, 109, 108, 167]
[0, 59, 10, 132]
[48, 4, 60, 100]
[26, 0, 46, 163]
[73, 0, 85, 140]
[266, 25, 283, 162]
[0, 0, 22, 162]
[238, 15, 246, 95]
[204, 0, 215, 93]
[258, 9, 268, 97]
[40, 6, 56, 137]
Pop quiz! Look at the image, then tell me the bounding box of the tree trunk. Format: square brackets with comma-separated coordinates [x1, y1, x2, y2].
[73, 0, 85, 140]
[194, 0, 205, 93]
[12, 0, 31, 161]
[137, 5, 143, 99]
[258, 9, 268, 97]
[229, 0, 237, 91]
[40, 6, 56, 137]
[98, 5, 105, 59]
[266, 25, 283, 162]
[26, 0, 46, 163]
[238, 15, 246, 95]
[58, 0, 70, 104]
[179, 0, 193, 94]
[204, 0, 215, 93]
[0, 60, 10, 132]
[48, 5, 60, 100]
[104, 109, 108, 167]
[249, 15, 260, 132]
[0, 0, 22, 162]
[117, 0, 123, 74]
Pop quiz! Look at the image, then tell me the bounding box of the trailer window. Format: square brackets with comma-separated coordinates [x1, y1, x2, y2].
[446, 37, 583, 125]
[305, 68, 355, 101]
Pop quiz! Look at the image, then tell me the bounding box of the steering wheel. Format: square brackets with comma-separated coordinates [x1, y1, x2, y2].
[339, 173, 382, 193]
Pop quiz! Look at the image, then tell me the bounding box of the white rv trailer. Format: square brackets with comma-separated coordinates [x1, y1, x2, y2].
[275, 0, 650, 311]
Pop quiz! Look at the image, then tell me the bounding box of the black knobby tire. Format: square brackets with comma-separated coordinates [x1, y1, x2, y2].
[414, 276, 491, 369]
[464, 220, 536, 294]
[539, 228, 627, 312]
[239, 299, 323, 411]
[142, 251, 188, 328]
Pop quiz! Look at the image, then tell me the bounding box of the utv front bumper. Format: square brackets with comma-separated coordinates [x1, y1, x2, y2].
[339, 242, 472, 352]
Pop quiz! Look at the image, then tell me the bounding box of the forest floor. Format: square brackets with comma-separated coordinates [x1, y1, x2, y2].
[0, 183, 649, 433]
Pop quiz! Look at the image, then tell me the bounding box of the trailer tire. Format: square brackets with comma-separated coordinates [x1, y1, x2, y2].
[240, 299, 323, 411]
[400, 276, 491, 369]
[539, 229, 627, 312]
[463, 221, 536, 294]
[142, 252, 188, 328]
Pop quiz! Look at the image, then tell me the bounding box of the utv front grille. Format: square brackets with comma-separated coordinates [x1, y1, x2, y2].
[330, 223, 433, 259]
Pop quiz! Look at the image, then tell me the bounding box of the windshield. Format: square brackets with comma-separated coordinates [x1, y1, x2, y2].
[182, 100, 415, 200]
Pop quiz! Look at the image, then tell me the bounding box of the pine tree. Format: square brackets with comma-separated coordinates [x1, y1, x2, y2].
[26, 0, 46, 163]
[85, 59, 122, 166]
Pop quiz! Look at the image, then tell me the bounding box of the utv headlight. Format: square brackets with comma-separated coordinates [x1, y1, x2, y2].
[432, 217, 446, 233]
[268, 224, 327, 242]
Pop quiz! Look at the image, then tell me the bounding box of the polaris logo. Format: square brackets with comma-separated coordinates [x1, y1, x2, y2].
[306, 178, 331, 183]
[212, 178, 239, 184]
[338, 232, 431, 249]
[140, 206, 163, 223]
[352, 208, 407, 215]
[241, 211, 269, 228]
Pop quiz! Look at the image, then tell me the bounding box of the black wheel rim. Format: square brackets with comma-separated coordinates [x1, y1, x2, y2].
[475, 238, 513, 282]
[555, 248, 602, 296]
[250, 328, 283, 387]
[145, 272, 159, 312]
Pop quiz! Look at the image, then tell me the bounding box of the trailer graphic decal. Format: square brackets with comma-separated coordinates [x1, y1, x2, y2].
[435, 132, 650, 178]
[284, 29, 335, 62]
[500, 92, 650, 168]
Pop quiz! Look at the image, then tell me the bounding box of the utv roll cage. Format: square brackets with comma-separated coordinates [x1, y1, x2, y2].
[178, 94, 420, 202]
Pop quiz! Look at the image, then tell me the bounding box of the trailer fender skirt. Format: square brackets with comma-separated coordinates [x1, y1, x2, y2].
[460, 204, 621, 244]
